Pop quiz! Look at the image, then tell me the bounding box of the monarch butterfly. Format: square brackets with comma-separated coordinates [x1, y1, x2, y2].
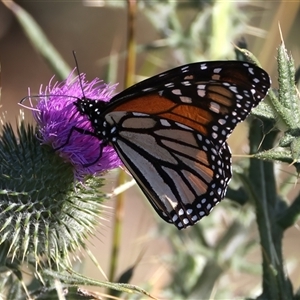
[71, 61, 270, 230]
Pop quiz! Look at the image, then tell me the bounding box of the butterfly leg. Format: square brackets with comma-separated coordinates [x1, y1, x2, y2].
[53, 126, 96, 151]
[82, 145, 104, 168]
[53, 125, 107, 168]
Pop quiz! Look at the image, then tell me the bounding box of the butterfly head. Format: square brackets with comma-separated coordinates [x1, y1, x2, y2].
[74, 97, 92, 116]
[74, 98, 106, 120]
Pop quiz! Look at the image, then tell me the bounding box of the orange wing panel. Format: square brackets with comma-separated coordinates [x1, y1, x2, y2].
[112, 94, 176, 114]
[111, 94, 214, 135]
[207, 85, 235, 107]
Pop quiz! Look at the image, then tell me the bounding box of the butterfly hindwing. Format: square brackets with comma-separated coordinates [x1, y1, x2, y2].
[105, 111, 232, 229]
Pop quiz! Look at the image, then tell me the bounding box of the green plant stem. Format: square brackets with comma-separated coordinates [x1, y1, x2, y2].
[226, 186, 248, 205]
[44, 268, 154, 299]
[248, 118, 293, 300]
[189, 221, 251, 299]
[211, 1, 231, 59]
[277, 192, 300, 229]
[108, 171, 125, 283]
[108, 0, 137, 286]
[191, 260, 223, 299]
[124, 0, 137, 88]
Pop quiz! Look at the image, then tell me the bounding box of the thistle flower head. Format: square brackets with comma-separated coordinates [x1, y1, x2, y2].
[26, 70, 122, 180]
[0, 71, 124, 289]
[0, 120, 107, 274]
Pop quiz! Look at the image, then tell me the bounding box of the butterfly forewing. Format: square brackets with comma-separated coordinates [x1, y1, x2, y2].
[74, 60, 271, 229]
[105, 61, 270, 149]
[108, 61, 269, 105]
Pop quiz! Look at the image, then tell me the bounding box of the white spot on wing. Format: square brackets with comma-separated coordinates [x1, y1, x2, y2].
[165, 82, 174, 88]
[143, 87, 155, 92]
[172, 89, 182, 95]
[175, 122, 192, 130]
[180, 96, 192, 103]
[132, 112, 148, 117]
[198, 90, 206, 97]
[209, 101, 221, 113]
[229, 86, 238, 94]
[184, 75, 194, 80]
[160, 119, 171, 127]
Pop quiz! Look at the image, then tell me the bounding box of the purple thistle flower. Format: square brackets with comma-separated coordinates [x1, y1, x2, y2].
[25, 70, 122, 180]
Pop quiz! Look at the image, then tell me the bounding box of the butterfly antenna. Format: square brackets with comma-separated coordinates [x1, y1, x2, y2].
[72, 50, 86, 100]
[20, 95, 31, 104]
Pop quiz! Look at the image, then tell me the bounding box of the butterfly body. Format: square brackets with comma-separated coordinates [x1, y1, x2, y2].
[74, 61, 271, 229]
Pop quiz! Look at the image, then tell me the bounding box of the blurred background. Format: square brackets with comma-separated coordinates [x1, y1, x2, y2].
[0, 1, 300, 299]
